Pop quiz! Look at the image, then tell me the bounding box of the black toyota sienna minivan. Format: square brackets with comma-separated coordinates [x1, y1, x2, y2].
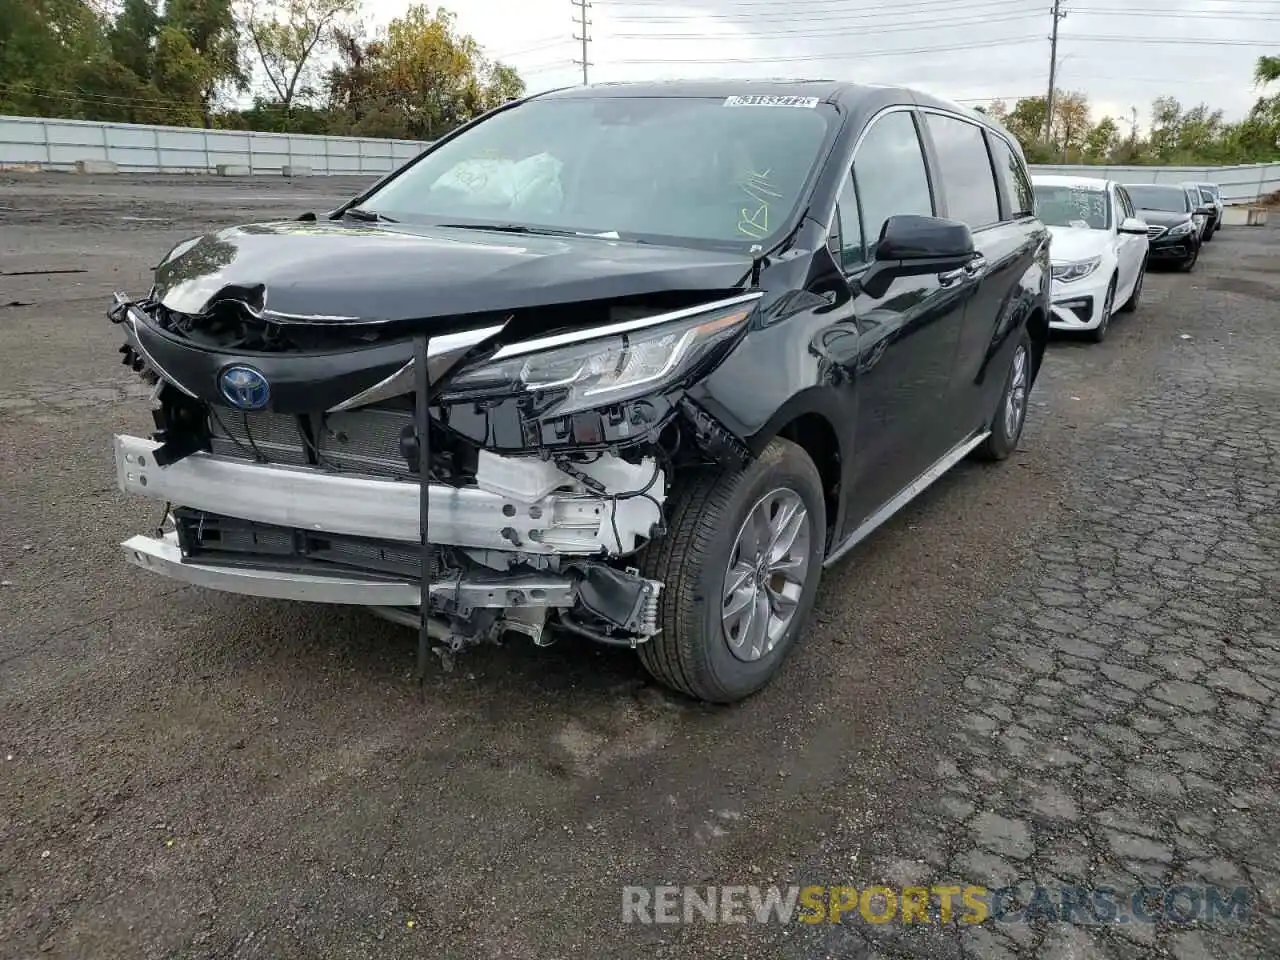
[111, 80, 1051, 703]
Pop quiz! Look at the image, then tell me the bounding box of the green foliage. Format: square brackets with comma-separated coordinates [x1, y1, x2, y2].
[0, 0, 524, 134]
[986, 60, 1280, 166]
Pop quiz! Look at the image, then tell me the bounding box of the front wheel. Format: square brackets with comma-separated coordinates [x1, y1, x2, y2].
[637, 438, 827, 703]
[973, 329, 1032, 462]
[1087, 277, 1117, 343]
[1179, 244, 1199, 272]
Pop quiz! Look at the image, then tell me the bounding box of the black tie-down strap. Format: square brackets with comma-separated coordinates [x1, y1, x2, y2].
[415, 334, 433, 686]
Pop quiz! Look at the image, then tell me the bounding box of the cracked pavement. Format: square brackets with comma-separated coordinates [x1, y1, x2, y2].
[1, 174, 1277, 959]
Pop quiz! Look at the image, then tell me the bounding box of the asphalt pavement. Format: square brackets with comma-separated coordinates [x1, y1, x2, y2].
[1, 174, 1277, 960]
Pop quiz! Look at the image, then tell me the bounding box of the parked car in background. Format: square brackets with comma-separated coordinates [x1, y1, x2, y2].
[1123, 183, 1204, 272]
[108, 79, 1052, 704]
[1031, 174, 1149, 342]
[1179, 183, 1210, 241]
[1194, 182, 1224, 240]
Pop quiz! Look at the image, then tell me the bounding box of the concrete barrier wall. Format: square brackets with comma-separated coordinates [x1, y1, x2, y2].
[1026, 163, 1278, 206]
[0, 115, 429, 175]
[3, 114, 1277, 203]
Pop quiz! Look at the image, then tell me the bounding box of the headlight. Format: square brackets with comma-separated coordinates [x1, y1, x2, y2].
[1168, 220, 1195, 237]
[1051, 257, 1101, 283]
[439, 296, 759, 417]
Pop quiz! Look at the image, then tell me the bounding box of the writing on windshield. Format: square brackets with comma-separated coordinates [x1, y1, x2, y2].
[1032, 185, 1110, 230]
[359, 97, 836, 248]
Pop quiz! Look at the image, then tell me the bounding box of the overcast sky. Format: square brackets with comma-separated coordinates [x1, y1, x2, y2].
[361, 0, 1275, 131]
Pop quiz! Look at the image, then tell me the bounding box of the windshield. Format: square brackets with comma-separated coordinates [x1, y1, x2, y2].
[1124, 185, 1189, 213]
[1032, 183, 1111, 229]
[357, 96, 838, 248]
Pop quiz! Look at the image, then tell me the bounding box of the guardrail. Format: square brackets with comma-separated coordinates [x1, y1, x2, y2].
[3, 114, 1277, 204]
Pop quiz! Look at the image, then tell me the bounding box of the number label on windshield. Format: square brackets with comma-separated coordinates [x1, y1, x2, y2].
[723, 95, 820, 108]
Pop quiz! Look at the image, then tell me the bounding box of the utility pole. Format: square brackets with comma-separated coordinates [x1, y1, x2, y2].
[1043, 0, 1067, 146]
[571, 0, 592, 85]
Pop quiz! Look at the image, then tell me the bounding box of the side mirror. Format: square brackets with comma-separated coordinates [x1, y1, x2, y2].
[1119, 217, 1148, 235]
[873, 214, 975, 262]
[856, 215, 976, 299]
[1195, 205, 1213, 217]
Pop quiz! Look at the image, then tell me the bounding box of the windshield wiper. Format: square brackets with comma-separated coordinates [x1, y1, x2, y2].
[343, 206, 397, 223]
[434, 223, 617, 239]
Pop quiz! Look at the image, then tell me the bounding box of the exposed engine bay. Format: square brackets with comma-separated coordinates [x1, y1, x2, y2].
[110, 280, 761, 665]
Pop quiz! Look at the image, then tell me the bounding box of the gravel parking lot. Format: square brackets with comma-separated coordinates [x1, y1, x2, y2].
[1, 174, 1277, 960]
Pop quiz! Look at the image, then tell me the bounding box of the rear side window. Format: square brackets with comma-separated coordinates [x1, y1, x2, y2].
[924, 114, 1001, 229]
[988, 135, 1035, 219]
[852, 110, 935, 245]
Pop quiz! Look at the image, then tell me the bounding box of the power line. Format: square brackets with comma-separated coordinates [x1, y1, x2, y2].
[604, 0, 1034, 23]
[490, 37, 576, 59]
[1071, 7, 1279, 17]
[611, 35, 1044, 63]
[1064, 34, 1279, 45]
[611, 11, 1043, 40]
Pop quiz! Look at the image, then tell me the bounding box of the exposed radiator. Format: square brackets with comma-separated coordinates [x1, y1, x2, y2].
[206, 405, 415, 479]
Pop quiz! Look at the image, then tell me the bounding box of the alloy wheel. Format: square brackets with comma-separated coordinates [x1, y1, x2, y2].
[722, 488, 812, 662]
[1004, 344, 1029, 439]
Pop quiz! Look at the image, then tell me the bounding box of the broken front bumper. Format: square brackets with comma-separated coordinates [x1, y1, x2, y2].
[114, 434, 664, 613]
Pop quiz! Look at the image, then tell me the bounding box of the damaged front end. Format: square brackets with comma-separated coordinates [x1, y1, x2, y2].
[110, 283, 761, 663]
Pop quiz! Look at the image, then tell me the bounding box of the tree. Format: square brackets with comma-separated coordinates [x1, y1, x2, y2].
[987, 97, 1053, 162]
[108, 0, 160, 82]
[325, 6, 524, 139]
[244, 0, 356, 118]
[1083, 116, 1119, 162]
[163, 0, 248, 125]
[1049, 91, 1090, 160]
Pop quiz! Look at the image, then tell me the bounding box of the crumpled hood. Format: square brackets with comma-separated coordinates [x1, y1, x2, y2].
[152, 219, 754, 323]
[1047, 225, 1110, 264]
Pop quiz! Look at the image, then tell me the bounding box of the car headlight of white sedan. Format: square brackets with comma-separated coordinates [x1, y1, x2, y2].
[1051, 256, 1102, 283]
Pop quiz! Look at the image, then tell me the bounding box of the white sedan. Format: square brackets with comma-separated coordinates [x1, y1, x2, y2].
[1031, 174, 1150, 342]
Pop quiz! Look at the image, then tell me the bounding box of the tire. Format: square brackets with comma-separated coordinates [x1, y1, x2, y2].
[1203, 225, 1214, 242]
[1118, 259, 1145, 314]
[973, 328, 1032, 462]
[1179, 244, 1199, 272]
[636, 437, 826, 704]
[1087, 276, 1117, 343]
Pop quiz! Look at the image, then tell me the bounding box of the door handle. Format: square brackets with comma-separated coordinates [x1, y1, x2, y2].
[937, 267, 967, 286]
[964, 254, 989, 277]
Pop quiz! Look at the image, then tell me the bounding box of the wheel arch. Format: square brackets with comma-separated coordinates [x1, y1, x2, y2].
[746, 393, 845, 545]
[1026, 304, 1049, 383]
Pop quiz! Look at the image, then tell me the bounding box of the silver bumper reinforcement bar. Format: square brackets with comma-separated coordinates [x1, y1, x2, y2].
[114, 435, 660, 555]
[122, 532, 581, 608]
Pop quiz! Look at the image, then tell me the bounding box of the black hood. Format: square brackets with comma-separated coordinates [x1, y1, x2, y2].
[1135, 208, 1193, 228]
[152, 219, 755, 324]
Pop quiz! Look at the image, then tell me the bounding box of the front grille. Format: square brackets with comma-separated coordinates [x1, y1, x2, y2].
[206, 405, 414, 479]
[1146, 225, 1166, 238]
[173, 508, 440, 578]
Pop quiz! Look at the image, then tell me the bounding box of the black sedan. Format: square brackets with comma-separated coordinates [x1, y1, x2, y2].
[1124, 182, 1207, 271]
[109, 80, 1051, 703]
